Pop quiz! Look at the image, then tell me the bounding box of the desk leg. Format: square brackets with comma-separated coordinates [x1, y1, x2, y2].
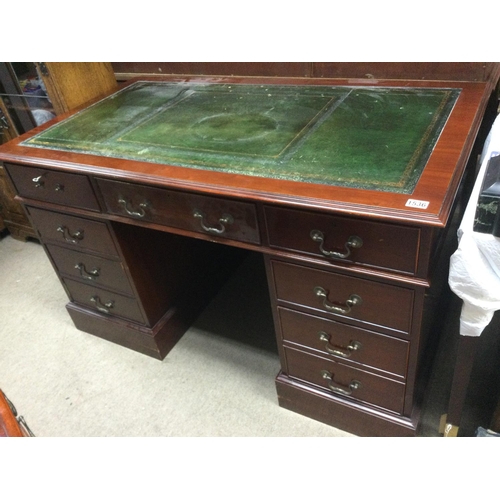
[441, 335, 479, 437]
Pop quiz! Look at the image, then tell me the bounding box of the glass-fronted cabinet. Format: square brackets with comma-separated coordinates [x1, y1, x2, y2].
[0, 62, 56, 145]
[0, 62, 117, 240]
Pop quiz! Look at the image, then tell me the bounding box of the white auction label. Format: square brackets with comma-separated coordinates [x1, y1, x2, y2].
[405, 199, 430, 209]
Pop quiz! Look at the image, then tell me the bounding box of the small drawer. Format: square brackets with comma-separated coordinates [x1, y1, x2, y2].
[63, 278, 145, 324]
[28, 207, 118, 257]
[96, 178, 260, 245]
[284, 346, 406, 414]
[5, 163, 100, 211]
[46, 244, 134, 296]
[271, 260, 414, 334]
[265, 206, 420, 274]
[278, 308, 409, 377]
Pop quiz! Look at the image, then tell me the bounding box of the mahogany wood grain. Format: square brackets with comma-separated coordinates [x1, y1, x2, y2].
[1, 72, 497, 436]
[0, 390, 24, 437]
[271, 259, 414, 335]
[27, 207, 119, 257]
[97, 177, 261, 245]
[276, 373, 417, 437]
[283, 346, 406, 413]
[111, 62, 500, 84]
[278, 307, 409, 378]
[46, 244, 134, 296]
[0, 77, 491, 228]
[63, 277, 146, 324]
[265, 205, 421, 276]
[6, 163, 100, 212]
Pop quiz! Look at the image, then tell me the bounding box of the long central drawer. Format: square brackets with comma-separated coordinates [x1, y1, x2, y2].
[96, 178, 261, 244]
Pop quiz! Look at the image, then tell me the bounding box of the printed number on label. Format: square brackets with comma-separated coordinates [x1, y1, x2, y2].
[405, 199, 429, 209]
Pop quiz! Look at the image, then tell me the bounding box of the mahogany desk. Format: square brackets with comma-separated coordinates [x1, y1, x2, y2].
[0, 76, 493, 436]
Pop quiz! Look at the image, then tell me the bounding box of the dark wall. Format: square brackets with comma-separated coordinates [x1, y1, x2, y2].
[111, 62, 500, 83]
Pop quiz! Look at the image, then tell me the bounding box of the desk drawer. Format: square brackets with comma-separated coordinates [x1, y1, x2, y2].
[46, 244, 134, 296]
[284, 346, 405, 414]
[278, 308, 409, 377]
[271, 260, 413, 334]
[28, 207, 118, 257]
[265, 206, 420, 274]
[5, 163, 100, 211]
[96, 178, 260, 244]
[63, 278, 145, 324]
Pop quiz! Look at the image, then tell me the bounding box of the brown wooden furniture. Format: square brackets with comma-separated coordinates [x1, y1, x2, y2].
[0, 389, 34, 437]
[0, 63, 117, 240]
[0, 70, 498, 437]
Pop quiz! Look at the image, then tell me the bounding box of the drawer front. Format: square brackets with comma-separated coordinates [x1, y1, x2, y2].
[96, 178, 260, 244]
[265, 206, 420, 274]
[5, 163, 100, 211]
[278, 308, 409, 377]
[63, 278, 145, 324]
[271, 260, 414, 334]
[284, 346, 405, 414]
[46, 244, 134, 296]
[28, 207, 118, 256]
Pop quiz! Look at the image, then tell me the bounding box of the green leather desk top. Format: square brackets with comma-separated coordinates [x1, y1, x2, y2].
[22, 81, 460, 194]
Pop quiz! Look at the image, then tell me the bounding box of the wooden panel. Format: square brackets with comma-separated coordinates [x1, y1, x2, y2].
[63, 278, 145, 324]
[276, 373, 416, 436]
[37, 63, 117, 115]
[5, 163, 100, 211]
[284, 346, 406, 414]
[111, 62, 311, 79]
[278, 307, 409, 377]
[0, 165, 37, 240]
[111, 62, 500, 83]
[0, 390, 24, 437]
[28, 207, 118, 256]
[312, 62, 499, 82]
[265, 206, 421, 275]
[271, 260, 414, 334]
[97, 178, 261, 244]
[46, 244, 134, 296]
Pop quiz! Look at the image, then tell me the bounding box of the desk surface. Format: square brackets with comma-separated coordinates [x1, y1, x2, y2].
[0, 76, 490, 227]
[22, 81, 459, 195]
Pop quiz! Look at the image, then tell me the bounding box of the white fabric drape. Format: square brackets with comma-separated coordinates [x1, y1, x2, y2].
[448, 114, 500, 336]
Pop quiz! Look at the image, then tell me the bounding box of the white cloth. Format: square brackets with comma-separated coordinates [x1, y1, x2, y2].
[448, 114, 500, 336]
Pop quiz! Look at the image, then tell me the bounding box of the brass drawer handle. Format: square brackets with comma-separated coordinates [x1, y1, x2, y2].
[321, 370, 361, 396]
[57, 225, 84, 244]
[90, 296, 114, 314]
[193, 209, 234, 235]
[118, 197, 150, 218]
[75, 263, 100, 280]
[310, 230, 362, 259]
[313, 286, 362, 314]
[318, 332, 362, 358]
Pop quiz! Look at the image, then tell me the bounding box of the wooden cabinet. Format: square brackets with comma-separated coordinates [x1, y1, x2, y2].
[0, 63, 117, 240]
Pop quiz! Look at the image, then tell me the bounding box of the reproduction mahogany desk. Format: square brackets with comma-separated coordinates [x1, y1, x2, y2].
[0, 76, 493, 436]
